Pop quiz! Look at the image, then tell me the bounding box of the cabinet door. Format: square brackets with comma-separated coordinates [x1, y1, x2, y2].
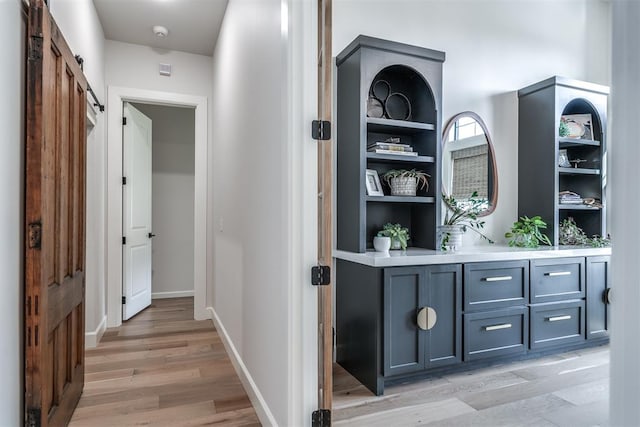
[383, 267, 426, 376]
[425, 264, 462, 368]
[586, 256, 611, 339]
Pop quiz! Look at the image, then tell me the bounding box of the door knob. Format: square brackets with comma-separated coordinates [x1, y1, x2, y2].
[148, 233, 157, 239]
[417, 307, 437, 331]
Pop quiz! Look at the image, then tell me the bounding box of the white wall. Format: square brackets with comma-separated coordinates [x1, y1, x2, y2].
[49, 0, 108, 344]
[210, 0, 295, 424]
[610, 3, 640, 425]
[133, 103, 195, 298]
[334, 0, 611, 246]
[105, 40, 213, 318]
[0, 1, 25, 424]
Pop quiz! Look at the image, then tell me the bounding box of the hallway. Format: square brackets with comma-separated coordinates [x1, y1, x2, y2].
[69, 298, 260, 426]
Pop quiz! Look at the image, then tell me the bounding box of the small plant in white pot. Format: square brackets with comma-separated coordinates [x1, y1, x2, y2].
[440, 192, 494, 251]
[382, 169, 430, 197]
[377, 223, 410, 250]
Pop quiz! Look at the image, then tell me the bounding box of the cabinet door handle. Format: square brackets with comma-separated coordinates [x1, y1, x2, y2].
[547, 315, 572, 322]
[484, 276, 512, 282]
[604, 288, 612, 304]
[417, 307, 437, 331]
[546, 271, 571, 277]
[484, 323, 512, 331]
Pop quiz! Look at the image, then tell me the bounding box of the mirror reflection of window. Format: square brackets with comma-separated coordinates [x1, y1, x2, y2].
[442, 112, 497, 216]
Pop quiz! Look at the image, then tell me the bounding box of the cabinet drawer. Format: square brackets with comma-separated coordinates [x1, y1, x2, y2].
[530, 258, 585, 303]
[530, 300, 585, 350]
[463, 307, 528, 361]
[464, 261, 529, 311]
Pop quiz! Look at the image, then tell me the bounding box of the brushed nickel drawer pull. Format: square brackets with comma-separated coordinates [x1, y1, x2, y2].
[547, 315, 572, 322]
[484, 276, 513, 282]
[546, 271, 571, 277]
[484, 323, 512, 331]
[417, 307, 437, 331]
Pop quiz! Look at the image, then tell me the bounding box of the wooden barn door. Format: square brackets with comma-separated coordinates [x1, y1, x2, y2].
[25, 1, 88, 425]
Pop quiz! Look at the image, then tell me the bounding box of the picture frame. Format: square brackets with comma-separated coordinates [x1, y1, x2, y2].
[558, 149, 571, 168]
[561, 113, 593, 140]
[365, 169, 384, 196]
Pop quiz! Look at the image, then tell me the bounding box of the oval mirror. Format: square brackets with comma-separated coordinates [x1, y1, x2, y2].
[442, 112, 498, 216]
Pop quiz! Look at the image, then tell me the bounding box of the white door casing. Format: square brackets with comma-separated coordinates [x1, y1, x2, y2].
[123, 102, 153, 320]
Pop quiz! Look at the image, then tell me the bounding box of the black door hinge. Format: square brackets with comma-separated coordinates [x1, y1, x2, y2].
[122, 296, 126, 305]
[122, 236, 126, 245]
[312, 120, 331, 140]
[28, 222, 42, 249]
[123, 117, 127, 126]
[311, 265, 331, 286]
[312, 409, 331, 427]
[122, 176, 127, 185]
[28, 36, 43, 61]
[26, 407, 41, 427]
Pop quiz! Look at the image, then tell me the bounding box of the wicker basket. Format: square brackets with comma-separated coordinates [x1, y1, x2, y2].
[389, 177, 417, 196]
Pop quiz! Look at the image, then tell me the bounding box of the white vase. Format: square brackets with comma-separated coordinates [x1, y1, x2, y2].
[373, 236, 391, 253]
[437, 225, 464, 251]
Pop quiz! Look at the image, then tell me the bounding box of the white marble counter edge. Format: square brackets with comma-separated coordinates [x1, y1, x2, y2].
[333, 245, 612, 267]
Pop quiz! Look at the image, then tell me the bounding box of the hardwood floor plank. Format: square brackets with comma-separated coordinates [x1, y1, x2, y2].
[69, 298, 259, 426]
[334, 345, 611, 425]
[334, 398, 476, 426]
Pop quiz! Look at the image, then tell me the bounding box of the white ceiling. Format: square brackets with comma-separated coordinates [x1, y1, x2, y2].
[93, 0, 228, 56]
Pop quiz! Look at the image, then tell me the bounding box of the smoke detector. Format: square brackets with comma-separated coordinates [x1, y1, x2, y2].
[153, 25, 169, 38]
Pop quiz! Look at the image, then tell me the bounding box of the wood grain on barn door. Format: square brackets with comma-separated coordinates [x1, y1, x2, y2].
[25, 1, 88, 425]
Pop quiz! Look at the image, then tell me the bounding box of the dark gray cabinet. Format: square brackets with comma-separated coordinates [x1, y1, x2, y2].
[336, 254, 609, 396]
[464, 306, 528, 361]
[518, 77, 609, 245]
[336, 36, 445, 252]
[530, 257, 585, 303]
[464, 260, 529, 311]
[382, 265, 461, 376]
[530, 300, 585, 349]
[586, 256, 611, 339]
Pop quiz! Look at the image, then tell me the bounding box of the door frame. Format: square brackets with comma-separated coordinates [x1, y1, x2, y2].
[106, 86, 208, 327]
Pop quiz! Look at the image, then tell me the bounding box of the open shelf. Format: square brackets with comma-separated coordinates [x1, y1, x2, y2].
[558, 137, 601, 148]
[558, 167, 600, 175]
[558, 204, 602, 210]
[366, 152, 435, 164]
[367, 196, 435, 204]
[367, 117, 435, 134]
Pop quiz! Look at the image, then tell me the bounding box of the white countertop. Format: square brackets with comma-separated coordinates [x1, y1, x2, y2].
[333, 245, 611, 267]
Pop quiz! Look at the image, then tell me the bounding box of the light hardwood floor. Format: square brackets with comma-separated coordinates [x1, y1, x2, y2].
[69, 298, 260, 426]
[334, 345, 610, 426]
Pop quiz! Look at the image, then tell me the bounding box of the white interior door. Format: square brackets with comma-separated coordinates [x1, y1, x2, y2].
[123, 102, 153, 320]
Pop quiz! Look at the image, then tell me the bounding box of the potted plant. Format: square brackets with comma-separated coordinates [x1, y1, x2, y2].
[559, 217, 611, 247]
[382, 169, 430, 197]
[505, 215, 552, 248]
[439, 192, 494, 251]
[377, 223, 409, 250]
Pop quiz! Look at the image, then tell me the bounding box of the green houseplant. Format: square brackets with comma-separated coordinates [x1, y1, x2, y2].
[505, 216, 552, 248]
[439, 192, 494, 251]
[559, 217, 611, 247]
[377, 223, 410, 250]
[382, 169, 430, 197]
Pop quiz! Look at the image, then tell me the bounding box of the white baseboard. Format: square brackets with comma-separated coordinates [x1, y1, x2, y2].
[207, 307, 277, 426]
[85, 315, 107, 349]
[152, 290, 194, 299]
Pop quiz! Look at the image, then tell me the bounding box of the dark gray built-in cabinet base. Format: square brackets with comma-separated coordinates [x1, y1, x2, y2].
[336, 253, 610, 395]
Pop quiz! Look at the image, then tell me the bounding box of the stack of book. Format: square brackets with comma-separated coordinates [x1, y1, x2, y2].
[367, 141, 418, 157]
[559, 190, 583, 204]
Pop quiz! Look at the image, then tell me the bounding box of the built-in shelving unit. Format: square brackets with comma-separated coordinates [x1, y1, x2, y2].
[518, 76, 609, 245]
[336, 35, 445, 252]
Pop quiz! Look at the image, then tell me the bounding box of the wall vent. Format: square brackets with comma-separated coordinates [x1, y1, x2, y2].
[159, 63, 172, 77]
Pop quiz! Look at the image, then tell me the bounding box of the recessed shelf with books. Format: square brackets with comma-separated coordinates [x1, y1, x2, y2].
[337, 36, 445, 252]
[518, 76, 608, 245]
